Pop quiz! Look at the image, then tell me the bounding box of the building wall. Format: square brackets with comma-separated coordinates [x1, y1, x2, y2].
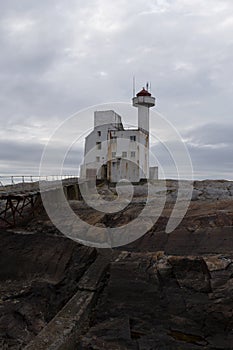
[107, 129, 149, 182]
[80, 110, 152, 182]
[107, 129, 139, 182]
[82, 111, 123, 179]
[94, 110, 123, 128]
[149, 166, 158, 180]
[138, 130, 149, 180]
[109, 159, 140, 183]
[138, 105, 149, 134]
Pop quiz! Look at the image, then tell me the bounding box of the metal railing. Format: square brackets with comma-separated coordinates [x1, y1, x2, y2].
[0, 175, 77, 188]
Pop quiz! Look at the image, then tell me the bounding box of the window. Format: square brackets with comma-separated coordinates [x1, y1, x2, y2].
[96, 156, 100, 162]
[96, 142, 101, 150]
[112, 152, 116, 159]
[97, 131, 101, 137]
[130, 135, 136, 142]
[112, 162, 116, 167]
[122, 151, 127, 158]
[131, 151, 136, 158]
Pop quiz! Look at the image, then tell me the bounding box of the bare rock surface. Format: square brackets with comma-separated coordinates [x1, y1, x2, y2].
[0, 231, 96, 349]
[77, 252, 233, 350]
[0, 180, 233, 349]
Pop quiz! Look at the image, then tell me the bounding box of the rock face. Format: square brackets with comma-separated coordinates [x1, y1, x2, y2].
[77, 252, 233, 349]
[0, 231, 96, 349]
[0, 180, 233, 349]
[155, 179, 233, 202]
[126, 197, 233, 254]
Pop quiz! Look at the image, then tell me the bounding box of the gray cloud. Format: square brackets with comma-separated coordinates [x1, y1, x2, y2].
[184, 123, 233, 179]
[184, 123, 233, 146]
[0, 139, 82, 176]
[151, 123, 233, 179]
[0, 0, 232, 178]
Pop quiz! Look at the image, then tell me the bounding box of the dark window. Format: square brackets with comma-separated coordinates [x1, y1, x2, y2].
[130, 135, 136, 142]
[96, 142, 101, 150]
[131, 151, 136, 158]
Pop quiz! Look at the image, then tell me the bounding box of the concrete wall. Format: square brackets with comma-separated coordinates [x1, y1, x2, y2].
[149, 166, 158, 180]
[81, 111, 123, 180]
[94, 110, 123, 128]
[80, 111, 150, 182]
[107, 129, 149, 182]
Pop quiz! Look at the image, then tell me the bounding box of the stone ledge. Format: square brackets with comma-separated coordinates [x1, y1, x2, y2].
[24, 290, 95, 350]
[24, 253, 111, 350]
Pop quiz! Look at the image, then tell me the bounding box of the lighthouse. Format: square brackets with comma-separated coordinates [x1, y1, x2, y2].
[132, 86, 156, 179]
[132, 87, 156, 134]
[80, 85, 158, 182]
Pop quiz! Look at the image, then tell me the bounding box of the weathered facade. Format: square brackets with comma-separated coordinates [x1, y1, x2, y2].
[80, 88, 158, 182]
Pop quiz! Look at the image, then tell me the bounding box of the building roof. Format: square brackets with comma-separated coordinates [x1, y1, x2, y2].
[136, 87, 151, 97]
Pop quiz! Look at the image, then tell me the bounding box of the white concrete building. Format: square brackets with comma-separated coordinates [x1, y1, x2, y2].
[80, 88, 158, 182]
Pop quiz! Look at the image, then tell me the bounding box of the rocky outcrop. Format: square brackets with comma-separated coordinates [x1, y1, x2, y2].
[154, 179, 233, 202]
[78, 252, 233, 349]
[0, 231, 96, 349]
[1, 233, 233, 349]
[0, 180, 233, 349]
[126, 197, 233, 253]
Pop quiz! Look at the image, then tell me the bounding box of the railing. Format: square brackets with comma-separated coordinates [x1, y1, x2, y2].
[0, 175, 77, 188]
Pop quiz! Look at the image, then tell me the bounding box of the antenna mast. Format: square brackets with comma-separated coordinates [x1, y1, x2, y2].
[133, 76, 136, 96]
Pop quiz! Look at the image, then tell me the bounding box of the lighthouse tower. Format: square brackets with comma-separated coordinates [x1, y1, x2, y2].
[132, 87, 155, 134]
[132, 87, 156, 179]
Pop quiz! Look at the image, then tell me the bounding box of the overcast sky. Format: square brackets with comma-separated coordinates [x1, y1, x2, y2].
[0, 0, 232, 180]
